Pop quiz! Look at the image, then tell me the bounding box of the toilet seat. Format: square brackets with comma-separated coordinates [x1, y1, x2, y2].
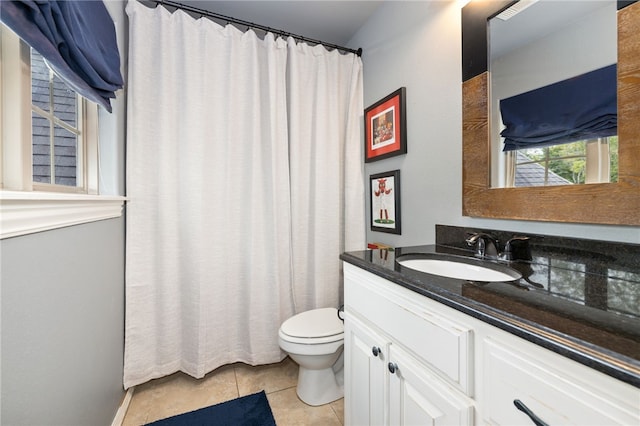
[279, 308, 344, 345]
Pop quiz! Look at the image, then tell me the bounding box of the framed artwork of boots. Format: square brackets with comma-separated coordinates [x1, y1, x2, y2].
[369, 170, 401, 234]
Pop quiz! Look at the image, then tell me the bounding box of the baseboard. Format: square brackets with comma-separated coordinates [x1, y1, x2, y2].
[111, 387, 135, 426]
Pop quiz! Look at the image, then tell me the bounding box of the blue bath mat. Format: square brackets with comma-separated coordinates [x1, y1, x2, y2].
[146, 390, 276, 426]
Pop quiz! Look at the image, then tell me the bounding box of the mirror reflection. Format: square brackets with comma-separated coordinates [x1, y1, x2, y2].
[489, 1, 618, 188]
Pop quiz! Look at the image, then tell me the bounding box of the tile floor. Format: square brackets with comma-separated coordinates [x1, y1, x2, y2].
[122, 357, 344, 426]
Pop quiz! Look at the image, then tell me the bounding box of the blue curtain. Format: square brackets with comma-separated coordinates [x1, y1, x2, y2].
[500, 64, 617, 151]
[1, 0, 123, 112]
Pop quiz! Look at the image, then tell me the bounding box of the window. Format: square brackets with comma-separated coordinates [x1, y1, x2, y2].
[31, 48, 88, 190]
[2, 24, 98, 193]
[1, 24, 124, 239]
[508, 137, 618, 187]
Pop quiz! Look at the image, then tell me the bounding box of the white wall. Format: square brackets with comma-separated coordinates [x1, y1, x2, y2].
[350, 0, 640, 246]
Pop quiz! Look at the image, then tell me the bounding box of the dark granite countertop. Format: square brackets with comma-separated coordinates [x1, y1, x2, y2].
[340, 242, 640, 388]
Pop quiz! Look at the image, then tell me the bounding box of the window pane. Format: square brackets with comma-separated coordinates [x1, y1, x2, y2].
[548, 158, 585, 184]
[547, 141, 585, 159]
[53, 72, 77, 127]
[514, 161, 547, 187]
[30, 49, 81, 189]
[54, 125, 77, 186]
[514, 151, 571, 187]
[31, 49, 50, 112]
[513, 138, 617, 187]
[32, 111, 51, 184]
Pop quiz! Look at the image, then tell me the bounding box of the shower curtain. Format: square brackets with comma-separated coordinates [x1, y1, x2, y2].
[124, 0, 365, 388]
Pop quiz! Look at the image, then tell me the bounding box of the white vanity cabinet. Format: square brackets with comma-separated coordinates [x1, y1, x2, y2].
[344, 263, 474, 425]
[480, 337, 639, 426]
[343, 262, 640, 426]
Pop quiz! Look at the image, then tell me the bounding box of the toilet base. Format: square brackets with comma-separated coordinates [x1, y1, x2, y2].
[296, 366, 344, 406]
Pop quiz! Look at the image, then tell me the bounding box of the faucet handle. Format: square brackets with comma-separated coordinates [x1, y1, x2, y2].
[506, 235, 530, 244]
[466, 232, 499, 258]
[501, 236, 531, 261]
[465, 232, 497, 246]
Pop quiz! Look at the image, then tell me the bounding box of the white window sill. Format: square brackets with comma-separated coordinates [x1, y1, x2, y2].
[0, 191, 126, 239]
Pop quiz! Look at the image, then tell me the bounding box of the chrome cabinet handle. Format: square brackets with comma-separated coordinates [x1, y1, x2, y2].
[371, 346, 381, 357]
[388, 362, 398, 374]
[514, 399, 549, 426]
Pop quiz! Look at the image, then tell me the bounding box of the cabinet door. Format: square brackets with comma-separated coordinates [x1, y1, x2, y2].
[344, 314, 388, 426]
[483, 338, 640, 426]
[388, 345, 474, 426]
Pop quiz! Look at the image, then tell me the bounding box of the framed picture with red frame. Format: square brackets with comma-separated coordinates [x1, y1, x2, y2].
[364, 87, 407, 163]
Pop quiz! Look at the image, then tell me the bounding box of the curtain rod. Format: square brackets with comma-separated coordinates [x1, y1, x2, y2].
[147, 0, 363, 56]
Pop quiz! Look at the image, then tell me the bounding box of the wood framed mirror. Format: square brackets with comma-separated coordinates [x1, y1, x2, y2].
[462, 1, 640, 226]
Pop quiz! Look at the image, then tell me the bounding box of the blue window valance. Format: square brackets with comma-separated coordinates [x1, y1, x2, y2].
[500, 64, 617, 152]
[0, 0, 123, 112]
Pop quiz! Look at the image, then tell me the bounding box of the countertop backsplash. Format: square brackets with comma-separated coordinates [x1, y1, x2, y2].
[435, 224, 640, 271]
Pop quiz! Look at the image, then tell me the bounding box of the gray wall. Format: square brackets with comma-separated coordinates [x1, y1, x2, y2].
[1, 218, 125, 425]
[350, 1, 640, 246]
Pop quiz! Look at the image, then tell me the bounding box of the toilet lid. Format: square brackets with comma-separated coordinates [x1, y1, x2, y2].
[281, 307, 344, 339]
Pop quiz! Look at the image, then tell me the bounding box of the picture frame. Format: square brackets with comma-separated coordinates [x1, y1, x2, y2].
[369, 170, 401, 234]
[364, 87, 407, 163]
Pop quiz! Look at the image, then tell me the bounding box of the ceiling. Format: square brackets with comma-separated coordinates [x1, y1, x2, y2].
[171, 1, 384, 49]
[490, 0, 613, 60]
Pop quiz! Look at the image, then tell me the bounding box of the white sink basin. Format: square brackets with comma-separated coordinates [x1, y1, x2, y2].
[397, 257, 522, 282]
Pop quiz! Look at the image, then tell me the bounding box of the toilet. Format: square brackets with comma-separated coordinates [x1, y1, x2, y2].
[278, 307, 345, 406]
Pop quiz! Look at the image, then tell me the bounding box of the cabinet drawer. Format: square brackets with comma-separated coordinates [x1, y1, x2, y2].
[345, 264, 472, 395]
[483, 338, 640, 425]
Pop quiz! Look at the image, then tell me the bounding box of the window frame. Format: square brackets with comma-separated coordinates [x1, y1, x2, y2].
[0, 25, 124, 239]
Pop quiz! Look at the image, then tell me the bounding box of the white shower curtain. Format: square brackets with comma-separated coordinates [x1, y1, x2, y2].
[124, 0, 364, 388]
[287, 40, 366, 311]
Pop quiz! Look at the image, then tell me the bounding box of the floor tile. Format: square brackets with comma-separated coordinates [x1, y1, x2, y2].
[330, 398, 344, 425]
[123, 365, 238, 425]
[122, 358, 344, 426]
[234, 357, 298, 396]
[266, 387, 342, 426]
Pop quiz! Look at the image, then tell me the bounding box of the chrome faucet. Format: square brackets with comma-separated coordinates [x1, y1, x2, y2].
[465, 232, 499, 259]
[466, 232, 532, 261]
